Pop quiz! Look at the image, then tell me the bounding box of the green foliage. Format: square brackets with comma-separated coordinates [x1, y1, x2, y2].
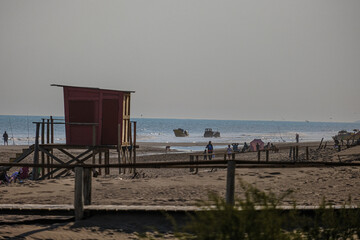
[173, 179, 360, 240]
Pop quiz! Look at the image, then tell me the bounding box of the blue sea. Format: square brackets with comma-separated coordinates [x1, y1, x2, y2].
[0, 115, 359, 148]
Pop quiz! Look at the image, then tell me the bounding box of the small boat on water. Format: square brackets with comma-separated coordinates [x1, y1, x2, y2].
[173, 128, 189, 137]
[332, 129, 360, 142]
[204, 128, 220, 138]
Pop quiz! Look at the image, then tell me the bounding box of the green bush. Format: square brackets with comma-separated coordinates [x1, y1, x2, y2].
[173, 179, 360, 240]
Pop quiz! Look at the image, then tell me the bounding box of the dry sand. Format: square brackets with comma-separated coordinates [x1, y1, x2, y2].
[0, 142, 359, 239]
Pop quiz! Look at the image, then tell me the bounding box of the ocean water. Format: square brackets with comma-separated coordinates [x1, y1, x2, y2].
[1, 115, 359, 147]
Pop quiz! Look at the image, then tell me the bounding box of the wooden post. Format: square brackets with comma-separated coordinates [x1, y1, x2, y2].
[289, 147, 292, 159]
[318, 138, 324, 150]
[98, 151, 102, 175]
[41, 119, 45, 178]
[50, 116, 54, 178]
[306, 147, 309, 160]
[92, 125, 96, 169]
[46, 119, 50, 178]
[295, 146, 299, 161]
[195, 155, 199, 174]
[105, 149, 110, 175]
[257, 150, 261, 162]
[133, 121, 137, 174]
[83, 168, 92, 206]
[32, 123, 40, 180]
[226, 160, 236, 205]
[74, 167, 84, 221]
[122, 148, 126, 174]
[190, 155, 194, 173]
[266, 150, 269, 162]
[50, 116, 54, 143]
[293, 147, 296, 161]
[129, 124, 132, 173]
[118, 123, 121, 174]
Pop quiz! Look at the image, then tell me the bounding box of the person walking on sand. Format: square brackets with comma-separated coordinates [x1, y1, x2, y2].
[206, 141, 214, 160]
[203, 149, 207, 160]
[3, 131, 8, 145]
[226, 145, 232, 160]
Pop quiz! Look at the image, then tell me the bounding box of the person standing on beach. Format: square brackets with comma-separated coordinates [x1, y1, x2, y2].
[206, 141, 213, 160]
[226, 145, 232, 160]
[3, 131, 8, 145]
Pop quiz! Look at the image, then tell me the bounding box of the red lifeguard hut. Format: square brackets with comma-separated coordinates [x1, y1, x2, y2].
[52, 84, 134, 146]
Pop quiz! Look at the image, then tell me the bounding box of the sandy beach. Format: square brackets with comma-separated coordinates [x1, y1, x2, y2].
[0, 141, 359, 239]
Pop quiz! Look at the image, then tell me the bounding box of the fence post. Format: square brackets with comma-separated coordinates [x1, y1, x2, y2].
[257, 150, 261, 162]
[266, 150, 269, 162]
[195, 155, 199, 174]
[74, 167, 84, 221]
[41, 119, 45, 178]
[190, 155, 194, 173]
[46, 119, 50, 178]
[83, 168, 92, 206]
[32, 123, 40, 180]
[306, 147, 309, 160]
[293, 147, 296, 161]
[226, 160, 236, 205]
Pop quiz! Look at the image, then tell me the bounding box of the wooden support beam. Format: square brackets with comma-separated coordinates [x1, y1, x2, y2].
[32, 123, 40, 180]
[50, 116, 54, 178]
[41, 119, 45, 178]
[105, 150, 110, 175]
[118, 123, 121, 174]
[46, 119, 50, 178]
[83, 168, 92, 206]
[74, 167, 84, 221]
[133, 121, 137, 174]
[266, 150, 269, 162]
[257, 150, 261, 162]
[98, 151, 102, 175]
[40, 148, 94, 179]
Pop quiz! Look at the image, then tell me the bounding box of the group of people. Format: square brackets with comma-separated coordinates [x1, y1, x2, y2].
[0, 167, 29, 184]
[203, 141, 250, 161]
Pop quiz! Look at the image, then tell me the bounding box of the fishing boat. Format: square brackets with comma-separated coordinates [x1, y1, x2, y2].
[204, 128, 220, 138]
[173, 128, 189, 137]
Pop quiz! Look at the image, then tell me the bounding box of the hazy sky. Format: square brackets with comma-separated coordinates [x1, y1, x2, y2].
[1, 0, 359, 122]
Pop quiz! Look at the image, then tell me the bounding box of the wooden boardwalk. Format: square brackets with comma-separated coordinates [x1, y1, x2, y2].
[0, 204, 358, 217]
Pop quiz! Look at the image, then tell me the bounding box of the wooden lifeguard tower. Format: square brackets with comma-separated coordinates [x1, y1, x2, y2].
[7, 84, 137, 180]
[54, 84, 134, 146]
